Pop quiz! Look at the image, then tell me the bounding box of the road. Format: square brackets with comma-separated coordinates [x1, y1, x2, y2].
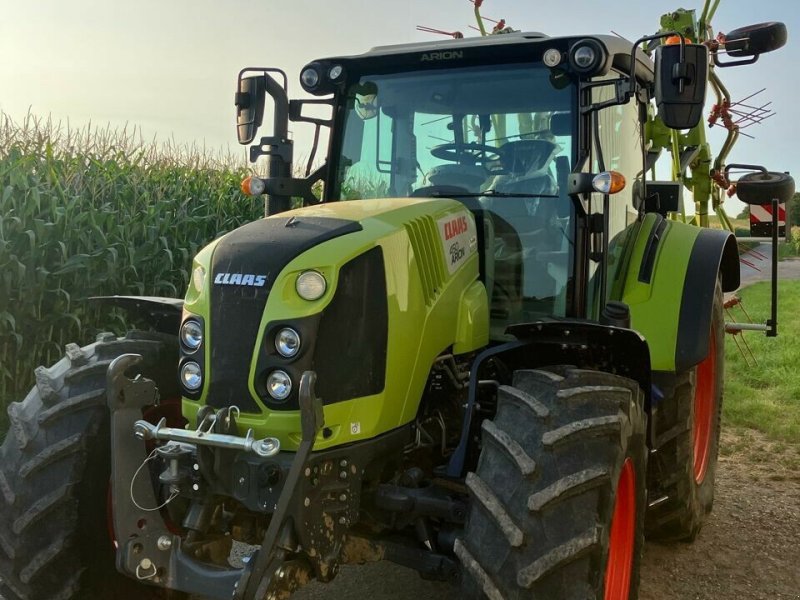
[738, 242, 800, 287]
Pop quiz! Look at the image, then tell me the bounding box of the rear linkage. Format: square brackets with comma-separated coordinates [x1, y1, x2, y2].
[107, 353, 330, 599]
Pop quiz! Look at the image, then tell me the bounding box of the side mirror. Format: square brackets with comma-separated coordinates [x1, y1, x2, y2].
[654, 43, 708, 130]
[235, 75, 266, 145]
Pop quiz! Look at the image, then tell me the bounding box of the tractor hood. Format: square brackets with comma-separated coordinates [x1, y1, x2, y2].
[204, 213, 364, 414]
[181, 197, 487, 450]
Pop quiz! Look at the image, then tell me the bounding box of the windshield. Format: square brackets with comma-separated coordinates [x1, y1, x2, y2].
[333, 63, 575, 328]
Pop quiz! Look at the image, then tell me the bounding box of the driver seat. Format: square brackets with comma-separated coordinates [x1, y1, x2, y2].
[426, 164, 488, 192]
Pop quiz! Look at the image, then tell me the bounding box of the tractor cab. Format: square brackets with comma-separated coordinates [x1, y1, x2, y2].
[235, 32, 691, 333]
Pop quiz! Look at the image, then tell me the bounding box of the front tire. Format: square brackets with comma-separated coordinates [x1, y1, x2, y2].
[0, 332, 181, 600]
[457, 367, 647, 599]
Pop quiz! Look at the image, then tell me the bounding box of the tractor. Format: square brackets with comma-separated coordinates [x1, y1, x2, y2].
[0, 4, 794, 600]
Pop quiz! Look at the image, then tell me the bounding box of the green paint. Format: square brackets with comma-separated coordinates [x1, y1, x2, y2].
[659, 8, 698, 41]
[182, 198, 488, 451]
[621, 214, 700, 371]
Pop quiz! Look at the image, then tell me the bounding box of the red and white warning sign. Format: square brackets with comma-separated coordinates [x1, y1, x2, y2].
[750, 202, 786, 237]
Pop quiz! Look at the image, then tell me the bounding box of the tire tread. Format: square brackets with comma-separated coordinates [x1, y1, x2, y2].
[459, 367, 647, 600]
[0, 331, 180, 599]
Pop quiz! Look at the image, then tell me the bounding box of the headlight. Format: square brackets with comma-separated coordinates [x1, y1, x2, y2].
[328, 64, 345, 82]
[275, 328, 301, 358]
[569, 40, 605, 74]
[572, 45, 596, 68]
[300, 67, 321, 91]
[266, 370, 292, 400]
[543, 48, 563, 67]
[180, 319, 203, 351]
[296, 271, 327, 301]
[181, 361, 203, 391]
[192, 266, 206, 292]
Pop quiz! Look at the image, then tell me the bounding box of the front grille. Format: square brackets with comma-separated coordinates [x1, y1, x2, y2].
[312, 247, 388, 404]
[206, 216, 361, 412]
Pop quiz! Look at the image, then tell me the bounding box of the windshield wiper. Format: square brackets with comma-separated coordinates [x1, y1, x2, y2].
[427, 190, 560, 199]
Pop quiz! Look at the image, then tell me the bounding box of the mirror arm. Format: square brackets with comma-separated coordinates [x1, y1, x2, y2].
[712, 53, 759, 68]
[264, 75, 290, 140]
[580, 78, 632, 115]
[249, 136, 293, 165]
[237, 67, 287, 91]
[289, 99, 334, 128]
[628, 31, 685, 95]
[260, 164, 328, 207]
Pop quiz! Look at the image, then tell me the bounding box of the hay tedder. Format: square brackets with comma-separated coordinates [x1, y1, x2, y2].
[0, 1, 793, 599]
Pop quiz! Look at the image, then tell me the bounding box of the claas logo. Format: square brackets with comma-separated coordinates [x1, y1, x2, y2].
[443, 216, 469, 241]
[214, 273, 267, 287]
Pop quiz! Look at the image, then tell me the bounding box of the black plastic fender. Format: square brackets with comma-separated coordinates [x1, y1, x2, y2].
[674, 228, 738, 371]
[446, 320, 651, 477]
[89, 295, 184, 334]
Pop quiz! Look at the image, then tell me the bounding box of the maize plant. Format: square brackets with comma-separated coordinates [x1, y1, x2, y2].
[0, 113, 260, 406]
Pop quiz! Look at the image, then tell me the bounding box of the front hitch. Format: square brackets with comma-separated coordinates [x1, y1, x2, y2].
[107, 354, 241, 597]
[107, 355, 324, 599]
[133, 414, 281, 458]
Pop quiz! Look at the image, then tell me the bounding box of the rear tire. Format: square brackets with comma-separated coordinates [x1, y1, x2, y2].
[0, 332, 183, 600]
[457, 367, 647, 599]
[645, 279, 724, 541]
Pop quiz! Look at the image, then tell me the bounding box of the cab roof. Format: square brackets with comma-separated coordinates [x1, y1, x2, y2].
[319, 31, 655, 82]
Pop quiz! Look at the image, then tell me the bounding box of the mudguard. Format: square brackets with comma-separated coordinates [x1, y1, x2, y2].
[89, 295, 184, 334]
[446, 320, 651, 477]
[621, 214, 739, 372]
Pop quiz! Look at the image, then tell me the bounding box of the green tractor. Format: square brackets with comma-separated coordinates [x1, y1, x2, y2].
[0, 8, 794, 600]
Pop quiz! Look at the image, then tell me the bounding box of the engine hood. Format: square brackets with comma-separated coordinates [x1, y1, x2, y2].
[182, 196, 485, 449]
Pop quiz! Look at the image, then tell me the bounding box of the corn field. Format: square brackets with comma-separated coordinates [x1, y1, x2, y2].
[0, 113, 262, 407]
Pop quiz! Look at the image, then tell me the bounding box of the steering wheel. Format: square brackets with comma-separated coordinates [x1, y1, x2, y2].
[431, 143, 503, 165]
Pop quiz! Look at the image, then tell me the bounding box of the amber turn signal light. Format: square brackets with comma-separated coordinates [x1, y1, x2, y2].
[241, 176, 265, 196]
[665, 34, 692, 45]
[592, 171, 626, 194]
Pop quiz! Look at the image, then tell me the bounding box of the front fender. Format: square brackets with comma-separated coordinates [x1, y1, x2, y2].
[621, 215, 738, 372]
[89, 295, 184, 334]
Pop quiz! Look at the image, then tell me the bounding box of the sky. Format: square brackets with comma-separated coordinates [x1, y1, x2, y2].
[1, 0, 798, 215]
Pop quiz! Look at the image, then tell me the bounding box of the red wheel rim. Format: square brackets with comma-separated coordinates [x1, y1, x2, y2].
[693, 329, 717, 484]
[604, 458, 636, 600]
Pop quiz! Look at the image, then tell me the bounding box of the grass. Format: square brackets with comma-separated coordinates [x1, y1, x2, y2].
[723, 280, 800, 443]
[777, 241, 800, 260]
